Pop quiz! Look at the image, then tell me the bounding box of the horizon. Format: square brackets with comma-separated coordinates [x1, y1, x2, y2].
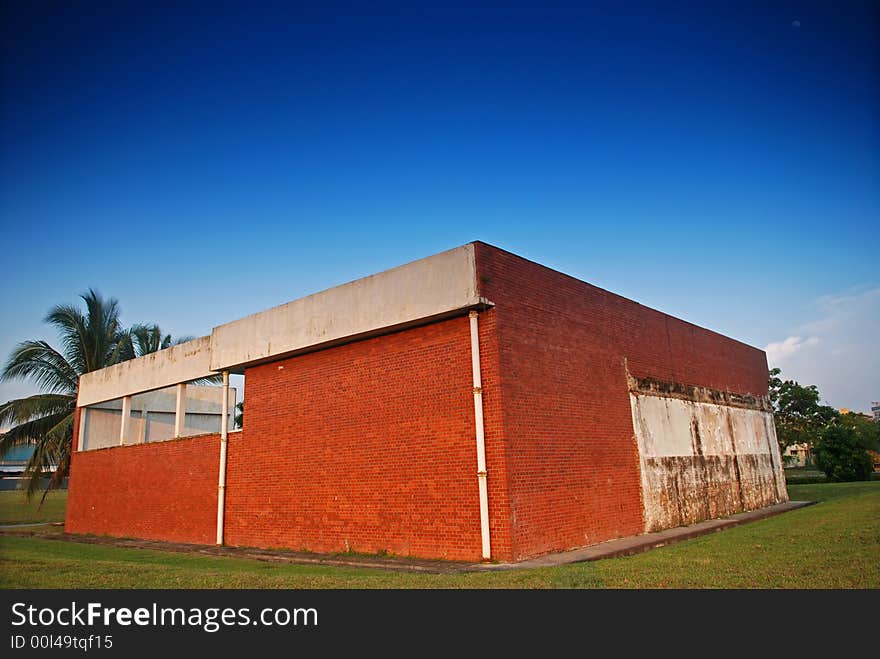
[0, 238, 874, 414]
[1, 1, 877, 412]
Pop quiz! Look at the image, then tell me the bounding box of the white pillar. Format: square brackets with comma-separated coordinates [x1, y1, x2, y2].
[119, 395, 131, 446]
[77, 408, 87, 451]
[469, 310, 492, 560]
[139, 410, 148, 444]
[216, 371, 230, 545]
[174, 383, 187, 438]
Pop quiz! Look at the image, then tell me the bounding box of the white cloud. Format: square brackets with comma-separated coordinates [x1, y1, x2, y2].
[765, 335, 820, 363]
[765, 286, 880, 412]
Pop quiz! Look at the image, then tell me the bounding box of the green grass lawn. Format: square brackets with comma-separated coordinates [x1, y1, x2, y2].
[0, 489, 67, 525]
[0, 482, 878, 588]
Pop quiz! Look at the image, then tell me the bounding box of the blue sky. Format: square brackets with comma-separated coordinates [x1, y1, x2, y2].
[1, 1, 877, 411]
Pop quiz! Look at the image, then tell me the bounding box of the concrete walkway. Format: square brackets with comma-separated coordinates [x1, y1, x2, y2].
[0, 501, 813, 573]
[0, 521, 64, 530]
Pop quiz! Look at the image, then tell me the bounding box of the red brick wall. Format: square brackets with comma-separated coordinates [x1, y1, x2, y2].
[224, 314, 512, 562]
[473, 242, 770, 560]
[64, 243, 770, 563]
[65, 433, 220, 544]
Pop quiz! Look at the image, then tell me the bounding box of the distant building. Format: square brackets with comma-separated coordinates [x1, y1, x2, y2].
[840, 407, 873, 420]
[872, 402, 880, 423]
[0, 443, 37, 475]
[0, 437, 66, 491]
[782, 444, 811, 468]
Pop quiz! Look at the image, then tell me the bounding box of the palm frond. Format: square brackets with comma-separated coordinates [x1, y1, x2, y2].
[2, 411, 73, 500]
[4, 287, 207, 499]
[44, 410, 75, 442]
[44, 290, 125, 374]
[83, 289, 125, 370]
[116, 330, 136, 362]
[1, 340, 79, 393]
[24, 423, 70, 501]
[0, 394, 74, 427]
[129, 324, 164, 356]
[0, 411, 71, 459]
[43, 303, 89, 374]
[42, 453, 71, 506]
[39, 423, 74, 506]
[106, 331, 132, 365]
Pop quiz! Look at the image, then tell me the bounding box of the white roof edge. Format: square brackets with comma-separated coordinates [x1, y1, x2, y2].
[209, 243, 481, 371]
[77, 243, 483, 406]
[77, 336, 214, 407]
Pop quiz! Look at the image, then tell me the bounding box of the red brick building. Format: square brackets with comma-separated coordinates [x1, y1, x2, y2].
[66, 243, 787, 563]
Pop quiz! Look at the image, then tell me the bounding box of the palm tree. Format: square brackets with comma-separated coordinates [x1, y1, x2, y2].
[123, 324, 195, 359]
[120, 324, 219, 386]
[0, 291, 195, 500]
[0, 290, 128, 499]
[234, 401, 244, 429]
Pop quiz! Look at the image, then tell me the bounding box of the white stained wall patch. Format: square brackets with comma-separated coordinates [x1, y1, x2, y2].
[630, 388, 788, 533]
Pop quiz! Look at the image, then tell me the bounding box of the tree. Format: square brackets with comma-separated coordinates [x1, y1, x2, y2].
[813, 424, 873, 482]
[0, 290, 128, 499]
[234, 401, 244, 429]
[839, 411, 880, 453]
[122, 324, 220, 386]
[768, 367, 838, 454]
[0, 291, 193, 499]
[122, 324, 195, 359]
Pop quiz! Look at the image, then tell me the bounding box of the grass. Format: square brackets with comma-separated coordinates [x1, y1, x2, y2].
[0, 482, 878, 588]
[0, 489, 67, 525]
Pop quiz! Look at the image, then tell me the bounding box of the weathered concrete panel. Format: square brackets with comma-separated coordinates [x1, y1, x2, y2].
[77, 336, 214, 406]
[630, 379, 787, 533]
[80, 408, 122, 451]
[633, 396, 695, 457]
[209, 244, 483, 370]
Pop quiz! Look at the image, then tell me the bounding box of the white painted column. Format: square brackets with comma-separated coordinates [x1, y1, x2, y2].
[139, 410, 148, 444]
[174, 383, 187, 438]
[77, 408, 87, 451]
[119, 395, 131, 446]
[469, 310, 492, 560]
[216, 371, 230, 546]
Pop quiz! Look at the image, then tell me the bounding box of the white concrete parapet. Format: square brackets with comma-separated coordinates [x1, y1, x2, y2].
[77, 244, 486, 407]
[209, 243, 482, 371]
[78, 336, 214, 407]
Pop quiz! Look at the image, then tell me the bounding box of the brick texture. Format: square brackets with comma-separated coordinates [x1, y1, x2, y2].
[474, 242, 770, 560]
[223, 314, 510, 561]
[65, 433, 220, 544]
